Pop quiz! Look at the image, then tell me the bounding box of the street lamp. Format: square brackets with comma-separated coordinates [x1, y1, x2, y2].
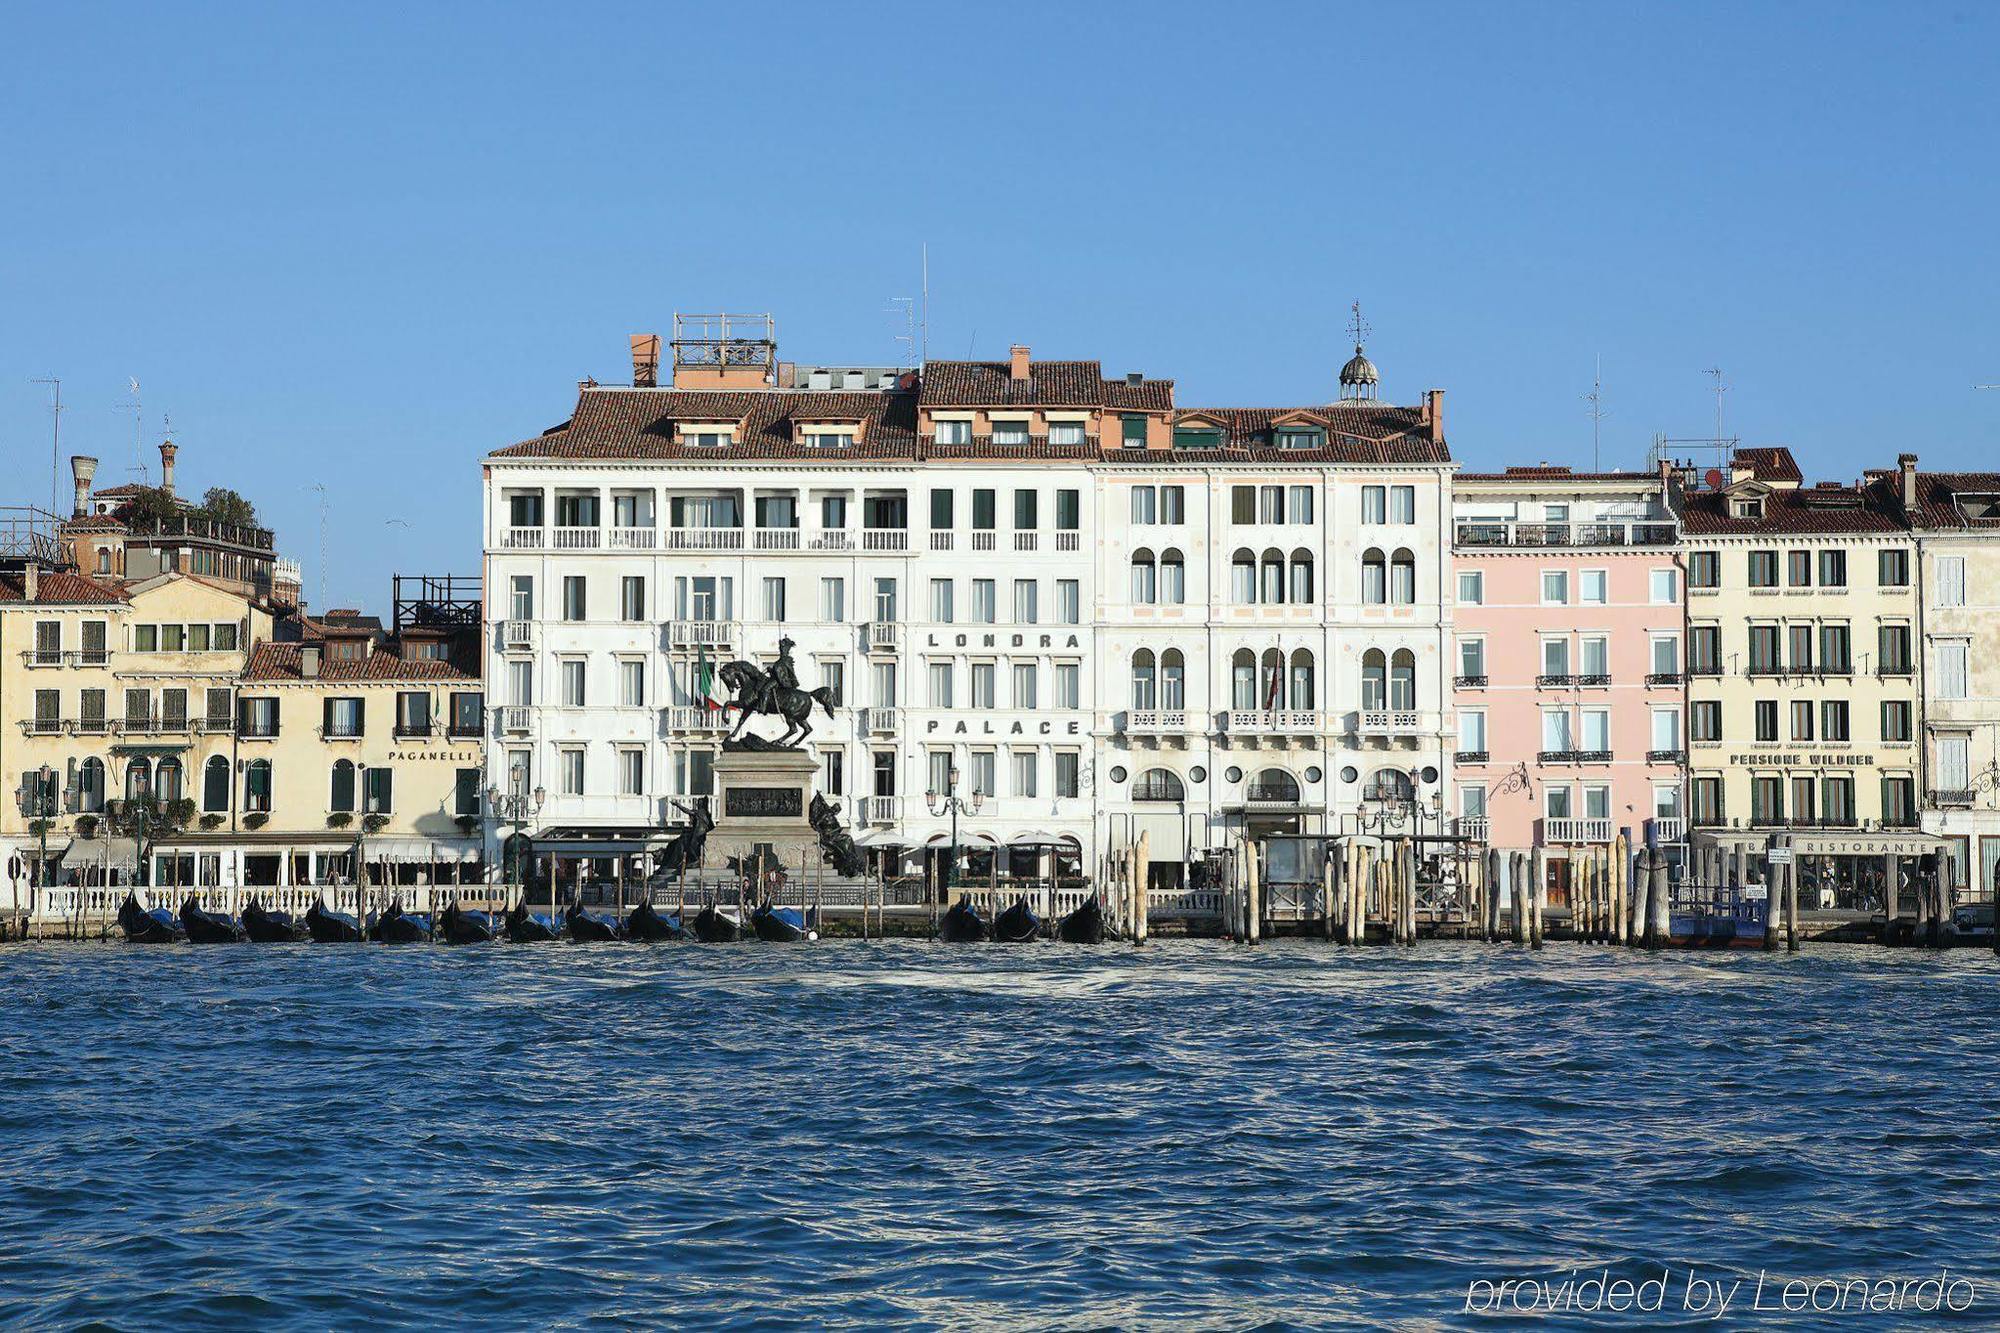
[925, 765, 983, 902]
[487, 783, 547, 913]
[23, 764, 57, 907]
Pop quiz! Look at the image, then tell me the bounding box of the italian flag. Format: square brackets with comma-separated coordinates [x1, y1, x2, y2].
[695, 648, 730, 712]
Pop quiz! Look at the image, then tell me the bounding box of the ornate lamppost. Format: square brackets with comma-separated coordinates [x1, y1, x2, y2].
[487, 783, 546, 912]
[925, 765, 983, 903]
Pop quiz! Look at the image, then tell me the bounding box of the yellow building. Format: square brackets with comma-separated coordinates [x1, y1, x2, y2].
[1676, 449, 1935, 914]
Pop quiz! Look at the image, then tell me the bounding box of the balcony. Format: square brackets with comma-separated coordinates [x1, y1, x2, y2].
[1054, 532, 1081, 552]
[862, 707, 897, 734]
[1456, 750, 1490, 764]
[1357, 709, 1421, 736]
[665, 620, 735, 649]
[1243, 783, 1305, 808]
[1574, 750, 1612, 763]
[807, 530, 856, 552]
[1930, 789, 1976, 808]
[971, 531, 998, 552]
[753, 527, 800, 551]
[1013, 532, 1039, 552]
[861, 795, 900, 825]
[499, 620, 534, 650]
[1538, 749, 1580, 764]
[20, 650, 66, 668]
[552, 526, 600, 550]
[501, 527, 545, 550]
[609, 526, 658, 550]
[1457, 816, 1490, 842]
[393, 721, 438, 740]
[928, 532, 955, 552]
[1454, 674, 1488, 689]
[1455, 520, 1677, 549]
[1645, 671, 1685, 686]
[124, 513, 274, 552]
[861, 529, 909, 552]
[667, 528, 744, 552]
[666, 706, 730, 734]
[1536, 673, 1575, 688]
[866, 622, 898, 653]
[20, 717, 63, 736]
[496, 706, 532, 735]
[1576, 674, 1611, 688]
[1652, 817, 1687, 843]
[1647, 749, 1686, 764]
[1126, 709, 1192, 735]
[1545, 817, 1613, 844]
[1229, 709, 1322, 736]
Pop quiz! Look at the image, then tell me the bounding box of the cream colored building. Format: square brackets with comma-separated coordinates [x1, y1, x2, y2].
[1675, 449, 1933, 912]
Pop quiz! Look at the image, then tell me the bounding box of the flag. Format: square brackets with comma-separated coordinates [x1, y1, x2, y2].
[695, 647, 729, 712]
[1263, 663, 1282, 710]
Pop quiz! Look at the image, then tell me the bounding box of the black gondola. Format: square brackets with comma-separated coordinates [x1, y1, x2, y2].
[938, 899, 987, 942]
[750, 901, 808, 942]
[624, 900, 689, 941]
[437, 901, 495, 944]
[370, 900, 432, 944]
[1057, 895, 1105, 944]
[179, 894, 246, 943]
[993, 897, 1041, 943]
[692, 903, 742, 942]
[305, 897, 364, 943]
[564, 901, 622, 942]
[504, 901, 561, 942]
[241, 896, 305, 942]
[118, 892, 184, 943]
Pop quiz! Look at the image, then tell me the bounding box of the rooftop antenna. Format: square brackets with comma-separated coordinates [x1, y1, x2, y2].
[1705, 366, 1729, 445]
[1584, 355, 1609, 471]
[29, 377, 61, 514]
[921, 242, 930, 365]
[305, 483, 329, 610]
[887, 296, 917, 369]
[119, 379, 149, 486]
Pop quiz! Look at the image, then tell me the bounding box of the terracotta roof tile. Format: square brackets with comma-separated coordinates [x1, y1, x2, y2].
[1906, 472, 2000, 530]
[490, 387, 918, 461]
[1129, 404, 1450, 464]
[920, 360, 1172, 410]
[242, 641, 476, 683]
[1675, 476, 1908, 536]
[1733, 447, 1805, 484]
[0, 571, 128, 605]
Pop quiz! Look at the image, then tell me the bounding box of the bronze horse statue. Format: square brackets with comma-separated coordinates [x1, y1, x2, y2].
[719, 659, 837, 747]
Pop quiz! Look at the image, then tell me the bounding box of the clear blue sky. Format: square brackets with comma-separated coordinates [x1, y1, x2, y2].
[4, 1, 1997, 611]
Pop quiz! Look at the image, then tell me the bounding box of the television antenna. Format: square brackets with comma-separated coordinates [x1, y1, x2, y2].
[887, 296, 917, 369]
[305, 483, 329, 610]
[29, 378, 61, 514]
[1705, 366, 1729, 445]
[1584, 355, 1609, 471]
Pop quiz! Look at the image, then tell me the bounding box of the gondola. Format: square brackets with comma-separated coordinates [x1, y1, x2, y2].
[750, 901, 808, 943]
[624, 899, 689, 942]
[241, 896, 306, 942]
[117, 892, 184, 943]
[937, 899, 987, 943]
[370, 900, 432, 944]
[1057, 895, 1105, 944]
[692, 903, 742, 943]
[504, 901, 561, 942]
[564, 901, 622, 942]
[305, 897, 364, 943]
[437, 901, 495, 945]
[993, 897, 1041, 943]
[179, 894, 247, 944]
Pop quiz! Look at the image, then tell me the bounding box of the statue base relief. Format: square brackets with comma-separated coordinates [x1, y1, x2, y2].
[710, 749, 826, 881]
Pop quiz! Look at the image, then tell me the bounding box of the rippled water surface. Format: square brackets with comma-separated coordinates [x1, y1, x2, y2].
[3, 940, 1998, 1329]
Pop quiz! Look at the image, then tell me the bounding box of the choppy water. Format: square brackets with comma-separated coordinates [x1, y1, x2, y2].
[2, 940, 1997, 1329]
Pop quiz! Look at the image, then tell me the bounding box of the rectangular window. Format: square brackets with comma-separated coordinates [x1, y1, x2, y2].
[929, 488, 955, 529]
[821, 495, 847, 530]
[450, 691, 483, 736]
[1390, 486, 1416, 524]
[162, 624, 185, 652]
[992, 418, 1029, 446]
[1541, 709, 1572, 751]
[238, 697, 279, 738]
[1882, 775, 1916, 825]
[1882, 700, 1913, 742]
[1823, 776, 1855, 824]
[1013, 489, 1039, 530]
[1122, 415, 1147, 449]
[1938, 641, 1970, 699]
[1651, 707, 1680, 751]
[871, 661, 897, 707]
[134, 624, 157, 652]
[1287, 486, 1313, 524]
[1748, 550, 1779, 588]
[1650, 635, 1679, 675]
[1748, 624, 1782, 673]
[1012, 662, 1037, 709]
[972, 580, 997, 624]
[1160, 486, 1185, 524]
[617, 576, 645, 622]
[928, 661, 954, 707]
[1879, 548, 1910, 587]
[819, 660, 844, 706]
[1581, 709, 1610, 752]
[1130, 486, 1156, 525]
[935, 419, 971, 446]
[1755, 699, 1779, 742]
[1258, 485, 1284, 524]
[927, 751, 953, 799]
[509, 575, 534, 621]
[1937, 555, 1966, 607]
[1457, 571, 1483, 605]
[1012, 750, 1038, 798]
[1362, 486, 1386, 524]
[1752, 775, 1784, 825]
[1689, 625, 1720, 674]
[394, 691, 430, 736]
[1689, 550, 1719, 588]
[562, 576, 586, 622]
[1012, 580, 1038, 624]
[1818, 549, 1846, 588]
[363, 766, 394, 815]
[1054, 662, 1080, 709]
[1580, 636, 1608, 678]
[1787, 549, 1813, 587]
[1045, 420, 1085, 447]
[1055, 751, 1080, 799]
[1820, 623, 1852, 673]
[1459, 638, 1486, 679]
[560, 748, 585, 796]
[971, 490, 996, 530]
[1693, 776, 1724, 824]
[508, 660, 533, 706]
[1790, 699, 1815, 741]
[1056, 489, 1080, 530]
[1541, 570, 1569, 605]
[1878, 624, 1912, 674]
[455, 768, 481, 817]
[823, 749, 845, 796]
[930, 579, 954, 623]
[213, 622, 240, 652]
[1581, 569, 1607, 605]
[969, 751, 996, 798]
[1650, 568, 1678, 604]
[821, 577, 845, 622]
[971, 663, 996, 709]
[1057, 580, 1081, 625]
[189, 624, 210, 652]
[1231, 486, 1256, 524]
[1691, 700, 1722, 742]
[561, 659, 586, 707]
[762, 576, 786, 622]
[1788, 623, 1814, 674]
[1822, 700, 1850, 741]
[1939, 734, 1972, 792]
[1460, 709, 1488, 752]
[620, 659, 645, 707]
[619, 748, 645, 797]
[1541, 637, 1570, 677]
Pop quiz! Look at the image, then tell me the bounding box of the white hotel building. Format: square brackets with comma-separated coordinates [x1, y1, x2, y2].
[481, 319, 1456, 888]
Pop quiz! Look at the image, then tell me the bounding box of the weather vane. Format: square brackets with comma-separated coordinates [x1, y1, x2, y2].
[1348, 300, 1371, 349]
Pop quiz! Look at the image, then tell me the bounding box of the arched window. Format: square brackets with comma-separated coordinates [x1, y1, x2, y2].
[244, 759, 273, 814]
[1259, 648, 1284, 710]
[1362, 548, 1387, 605]
[330, 758, 357, 813]
[1133, 767, 1186, 802]
[1252, 767, 1300, 803]
[1260, 548, 1285, 604]
[1131, 649, 1157, 711]
[202, 756, 230, 813]
[1230, 549, 1257, 604]
[1159, 549, 1185, 605]
[1289, 648, 1315, 709]
[1361, 649, 1387, 710]
[155, 757, 183, 804]
[1391, 648, 1417, 710]
[1288, 548, 1314, 604]
[125, 756, 152, 803]
[1231, 648, 1257, 710]
[78, 758, 105, 813]
[1161, 648, 1186, 709]
[1391, 548, 1417, 605]
[1130, 548, 1157, 604]
[1363, 767, 1415, 804]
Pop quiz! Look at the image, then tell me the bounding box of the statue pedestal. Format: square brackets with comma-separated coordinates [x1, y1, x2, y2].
[711, 748, 824, 880]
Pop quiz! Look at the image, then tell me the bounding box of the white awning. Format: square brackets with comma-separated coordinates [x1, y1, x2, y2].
[925, 829, 998, 848]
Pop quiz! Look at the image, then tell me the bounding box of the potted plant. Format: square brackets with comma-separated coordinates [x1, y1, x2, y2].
[454, 814, 480, 838]
[26, 818, 51, 839]
[242, 812, 269, 830]
[362, 814, 390, 834]
[73, 814, 99, 839]
[327, 811, 354, 830]
[199, 813, 226, 831]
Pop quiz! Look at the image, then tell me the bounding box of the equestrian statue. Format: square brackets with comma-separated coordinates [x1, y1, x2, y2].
[718, 637, 837, 748]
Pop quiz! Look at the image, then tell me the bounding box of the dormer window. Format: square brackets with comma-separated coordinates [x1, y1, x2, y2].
[1734, 498, 1764, 519]
[1174, 425, 1224, 449]
[993, 419, 1031, 446]
[935, 418, 972, 445]
[1277, 427, 1324, 449]
[1049, 420, 1087, 446]
[803, 430, 854, 450]
[680, 427, 734, 448]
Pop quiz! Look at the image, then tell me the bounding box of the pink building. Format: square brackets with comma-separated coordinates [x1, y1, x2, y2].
[1451, 466, 1685, 900]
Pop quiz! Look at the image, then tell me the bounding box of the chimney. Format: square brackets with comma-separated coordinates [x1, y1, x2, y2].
[300, 644, 320, 679]
[159, 441, 178, 496]
[23, 562, 38, 602]
[1008, 344, 1031, 383]
[70, 455, 98, 517]
[1422, 389, 1445, 445]
[1125, 372, 1144, 386]
[1898, 452, 1919, 510]
[630, 334, 660, 388]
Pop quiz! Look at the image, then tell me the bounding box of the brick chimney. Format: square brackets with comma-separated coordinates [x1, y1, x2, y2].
[1421, 389, 1445, 445]
[630, 334, 660, 388]
[159, 441, 178, 496]
[1008, 344, 1031, 383]
[1898, 452, 1919, 510]
[300, 644, 320, 679]
[70, 455, 97, 517]
[23, 562, 38, 602]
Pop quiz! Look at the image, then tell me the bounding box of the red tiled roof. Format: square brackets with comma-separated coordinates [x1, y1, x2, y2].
[61, 516, 128, 533]
[242, 641, 476, 683]
[489, 387, 919, 461]
[0, 571, 128, 605]
[1457, 466, 1660, 484]
[1906, 472, 2000, 530]
[1732, 447, 1804, 484]
[1137, 404, 1450, 464]
[920, 360, 1173, 411]
[1675, 476, 1908, 536]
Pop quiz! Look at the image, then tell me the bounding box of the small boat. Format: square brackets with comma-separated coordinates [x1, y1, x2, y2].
[993, 897, 1041, 943]
[750, 901, 808, 942]
[692, 903, 742, 943]
[504, 902, 561, 943]
[1057, 896, 1105, 944]
[305, 897, 364, 943]
[241, 897, 305, 942]
[370, 900, 433, 944]
[179, 894, 246, 944]
[624, 900, 689, 941]
[564, 901, 622, 942]
[938, 900, 987, 943]
[118, 892, 184, 943]
[437, 901, 495, 945]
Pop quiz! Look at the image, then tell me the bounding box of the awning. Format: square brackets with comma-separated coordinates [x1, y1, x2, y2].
[54, 836, 139, 871]
[925, 829, 998, 848]
[855, 829, 914, 847]
[1007, 829, 1060, 846]
[358, 838, 481, 862]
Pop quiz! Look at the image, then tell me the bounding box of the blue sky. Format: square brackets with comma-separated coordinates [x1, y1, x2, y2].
[3, 1, 1996, 609]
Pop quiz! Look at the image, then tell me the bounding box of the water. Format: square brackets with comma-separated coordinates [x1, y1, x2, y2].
[2, 940, 1997, 1329]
